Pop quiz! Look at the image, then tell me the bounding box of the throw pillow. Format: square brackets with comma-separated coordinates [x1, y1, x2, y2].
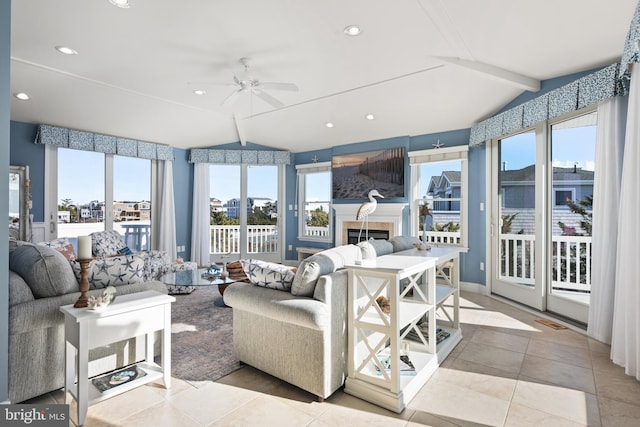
[90, 230, 125, 257]
[56, 244, 77, 261]
[358, 239, 394, 259]
[117, 246, 134, 256]
[37, 237, 71, 250]
[240, 259, 295, 291]
[71, 254, 145, 289]
[9, 244, 79, 298]
[388, 236, 421, 253]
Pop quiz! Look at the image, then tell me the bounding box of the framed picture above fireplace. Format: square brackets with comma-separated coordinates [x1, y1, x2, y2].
[332, 147, 405, 200]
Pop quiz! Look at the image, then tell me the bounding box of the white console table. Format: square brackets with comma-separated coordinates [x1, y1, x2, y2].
[344, 247, 463, 413]
[60, 290, 175, 426]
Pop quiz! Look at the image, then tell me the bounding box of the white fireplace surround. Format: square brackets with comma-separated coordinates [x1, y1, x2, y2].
[333, 203, 407, 246]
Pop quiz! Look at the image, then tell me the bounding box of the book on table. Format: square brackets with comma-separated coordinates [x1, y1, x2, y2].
[374, 351, 416, 376]
[401, 322, 451, 344]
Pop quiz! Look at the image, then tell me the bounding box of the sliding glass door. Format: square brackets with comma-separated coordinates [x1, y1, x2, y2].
[210, 164, 282, 263]
[490, 110, 596, 324]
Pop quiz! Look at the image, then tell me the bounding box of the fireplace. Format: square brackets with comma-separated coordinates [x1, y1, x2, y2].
[333, 203, 406, 246]
[347, 228, 390, 245]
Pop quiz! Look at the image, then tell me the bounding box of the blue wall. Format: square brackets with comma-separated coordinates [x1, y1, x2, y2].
[288, 129, 486, 285]
[1, 0, 11, 403]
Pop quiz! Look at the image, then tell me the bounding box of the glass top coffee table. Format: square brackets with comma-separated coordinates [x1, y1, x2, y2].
[162, 268, 236, 301]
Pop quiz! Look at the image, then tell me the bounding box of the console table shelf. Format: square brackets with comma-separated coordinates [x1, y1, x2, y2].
[61, 290, 175, 426]
[345, 247, 463, 413]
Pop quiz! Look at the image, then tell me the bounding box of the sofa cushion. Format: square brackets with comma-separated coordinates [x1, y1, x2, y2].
[8, 270, 35, 305]
[224, 282, 329, 330]
[9, 244, 78, 298]
[71, 254, 145, 289]
[388, 235, 421, 253]
[90, 230, 125, 257]
[240, 259, 295, 291]
[291, 244, 361, 297]
[358, 239, 394, 259]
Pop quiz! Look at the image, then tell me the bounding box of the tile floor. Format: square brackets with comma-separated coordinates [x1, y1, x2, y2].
[26, 291, 640, 426]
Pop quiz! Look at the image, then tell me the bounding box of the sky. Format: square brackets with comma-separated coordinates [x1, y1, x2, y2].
[58, 148, 151, 206]
[501, 126, 596, 171]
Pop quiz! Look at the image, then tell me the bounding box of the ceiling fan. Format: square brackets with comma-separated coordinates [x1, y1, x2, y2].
[221, 57, 298, 109]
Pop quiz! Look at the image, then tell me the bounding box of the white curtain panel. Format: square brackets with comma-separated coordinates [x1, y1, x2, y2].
[587, 96, 627, 344]
[191, 162, 210, 266]
[157, 160, 177, 259]
[611, 64, 640, 380]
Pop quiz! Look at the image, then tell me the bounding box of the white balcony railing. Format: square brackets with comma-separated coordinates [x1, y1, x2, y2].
[500, 234, 592, 293]
[304, 226, 330, 238]
[210, 225, 278, 254]
[422, 231, 461, 245]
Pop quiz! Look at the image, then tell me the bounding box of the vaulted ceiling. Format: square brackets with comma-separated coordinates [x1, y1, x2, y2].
[9, 0, 636, 152]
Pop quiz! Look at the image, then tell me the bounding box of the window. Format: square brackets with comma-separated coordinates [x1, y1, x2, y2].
[296, 162, 332, 242]
[51, 147, 152, 251]
[409, 146, 468, 247]
[553, 189, 575, 207]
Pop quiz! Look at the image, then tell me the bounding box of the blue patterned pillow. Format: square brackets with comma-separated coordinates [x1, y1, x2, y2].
[240, 259, 295, 291]
[90, 230, 125, 257]
[71, 254, 145, 289]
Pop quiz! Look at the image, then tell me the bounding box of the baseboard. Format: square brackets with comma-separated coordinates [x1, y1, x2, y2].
[460, 281, 487, 295]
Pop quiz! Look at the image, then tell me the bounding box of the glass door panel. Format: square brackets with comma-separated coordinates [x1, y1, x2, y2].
[492, 130, 543, 310]
[57, 148, 105, 241]
[548, 112, 596, 323]
[210, 165, 241, 260]
[247, 165, 279, 262]
[113, 156, 151, 251]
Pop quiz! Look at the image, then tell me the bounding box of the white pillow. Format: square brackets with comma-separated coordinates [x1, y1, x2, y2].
[240, 259, 295, 291]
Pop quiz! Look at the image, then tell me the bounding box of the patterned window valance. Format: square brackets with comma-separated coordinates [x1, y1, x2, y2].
[34, 124, 175, 161]
[469, 62, 622, 146]
[189, 148, 291, 165]
[620, 1, 640, 77]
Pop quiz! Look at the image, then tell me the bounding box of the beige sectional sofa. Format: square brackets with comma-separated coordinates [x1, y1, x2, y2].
[223, 236, 419, 400]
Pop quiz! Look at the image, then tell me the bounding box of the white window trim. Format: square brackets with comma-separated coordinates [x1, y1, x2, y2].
[296, 161, 332, 243]
[409, 146, 468, 248]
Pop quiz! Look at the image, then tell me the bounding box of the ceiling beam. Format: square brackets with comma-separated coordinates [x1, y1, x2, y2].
[435, 56, 541, 92]
[234, 113, 247, 146]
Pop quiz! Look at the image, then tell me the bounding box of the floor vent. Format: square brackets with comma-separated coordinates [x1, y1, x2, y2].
[535, 319, 568, 330]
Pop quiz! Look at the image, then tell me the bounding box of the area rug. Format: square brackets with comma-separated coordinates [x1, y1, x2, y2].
[169, 285, 243, 382]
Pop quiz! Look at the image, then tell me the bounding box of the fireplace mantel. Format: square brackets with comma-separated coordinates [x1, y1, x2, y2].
[333, 203, 406, 246]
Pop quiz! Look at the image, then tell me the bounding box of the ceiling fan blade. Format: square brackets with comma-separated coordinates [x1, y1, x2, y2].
[259, 82, 298, 91]
[234, 113, 247, 146]
[253, 89, 284, 108]
[221, 89, 243, 106]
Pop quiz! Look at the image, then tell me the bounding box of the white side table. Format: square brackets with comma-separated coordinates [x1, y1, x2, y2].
[60, 290, 175, 426]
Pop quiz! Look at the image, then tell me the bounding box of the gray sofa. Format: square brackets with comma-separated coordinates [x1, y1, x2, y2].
[223, 236, 419, 400]
[8, 240, 168, 403]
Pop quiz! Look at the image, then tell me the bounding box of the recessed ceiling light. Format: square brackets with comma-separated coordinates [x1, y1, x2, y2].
[14, 92, 31, 101]
[193, 89, 206, 96]
[343, 25, 362, 36]
[365, 114, 375, 120]
[109, 0, 130, 8]
[55, 46, 77, 55]
[325, 122, 334, 128]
